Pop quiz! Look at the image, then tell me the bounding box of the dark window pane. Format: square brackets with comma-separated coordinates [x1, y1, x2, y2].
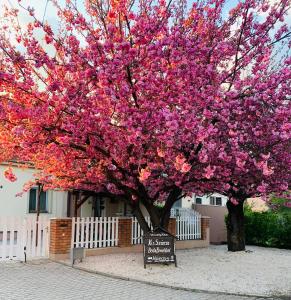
[40, 191, 47, 212]
[196, 198, 202, 204]
[29, 189, 37, 212]
[216, 197, 222, 206]
[210, 197, 215, 205]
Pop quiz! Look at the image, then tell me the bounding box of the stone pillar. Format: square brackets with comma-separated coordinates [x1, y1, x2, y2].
[118, 217, 132, 248]
[168, 218, 176, 236]
[201, 216, 210, 241]
[49, 218, 72, 259]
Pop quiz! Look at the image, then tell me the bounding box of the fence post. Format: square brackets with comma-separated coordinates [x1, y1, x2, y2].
[49, 218, 72, 260]
[201, 216, 210, 241]
[118, 217, 132, 248]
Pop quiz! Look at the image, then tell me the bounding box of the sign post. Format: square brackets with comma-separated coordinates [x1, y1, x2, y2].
[143, 231, 177, 269]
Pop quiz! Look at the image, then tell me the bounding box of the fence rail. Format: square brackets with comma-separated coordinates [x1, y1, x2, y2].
[72, 217, 119, 249]
[0, 216, 49, 261]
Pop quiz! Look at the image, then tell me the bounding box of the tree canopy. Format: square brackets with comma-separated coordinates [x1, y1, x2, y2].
[0, 0, 290, 230]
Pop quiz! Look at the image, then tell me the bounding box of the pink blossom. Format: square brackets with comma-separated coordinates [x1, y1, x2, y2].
[157, 148, 165, 158]
[230, 198, 239, 205]
[4, 167, 17, 182]
[257, 183, 267, 193]
[174, 154, 186, 171]
[139, 168, 151, 182]
[236, 157, 246, 169]
[204, 165, 215, 179]
[181, 163, 191, 173]
[262, 163, 274, 176]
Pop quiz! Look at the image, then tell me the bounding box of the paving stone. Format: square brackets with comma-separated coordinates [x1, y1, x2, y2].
[0, 260, 277, 300]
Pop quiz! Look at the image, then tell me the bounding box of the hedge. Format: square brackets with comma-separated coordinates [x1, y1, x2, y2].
[244, 207, 291, 249]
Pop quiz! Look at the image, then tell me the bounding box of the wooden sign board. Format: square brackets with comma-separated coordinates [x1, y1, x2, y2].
[143, 231, 177, 268]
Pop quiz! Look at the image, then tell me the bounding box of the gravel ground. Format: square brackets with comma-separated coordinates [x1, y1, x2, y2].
[74, 245, 291, 298]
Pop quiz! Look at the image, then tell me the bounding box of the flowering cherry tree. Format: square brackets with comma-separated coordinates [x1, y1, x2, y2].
[0, 0, 290, 251]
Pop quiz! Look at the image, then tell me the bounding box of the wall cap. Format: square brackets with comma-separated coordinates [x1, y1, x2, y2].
[50, 217, 72, 220]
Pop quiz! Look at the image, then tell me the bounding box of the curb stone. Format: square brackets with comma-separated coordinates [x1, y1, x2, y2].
[52, 259, 287, 300]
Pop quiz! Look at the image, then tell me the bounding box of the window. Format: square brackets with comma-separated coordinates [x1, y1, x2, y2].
[216, 197, 222, 206]
[210, 196, 222, 206]
[210, 196, 215, 205]
[195, 197, 202, 204]
[29, 188, 48, 213]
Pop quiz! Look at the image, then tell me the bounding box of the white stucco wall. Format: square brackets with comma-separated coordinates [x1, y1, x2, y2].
[0, 165, 67, 217]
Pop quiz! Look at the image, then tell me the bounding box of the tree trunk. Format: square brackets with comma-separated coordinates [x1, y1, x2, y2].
[133, 189, 182, 233]
[226, 200, 245, 251]
[141, 199, 161, 229]
[35, 183, 43, 247]
[131, 202, 150, 233]
[160, 188, 182, 229]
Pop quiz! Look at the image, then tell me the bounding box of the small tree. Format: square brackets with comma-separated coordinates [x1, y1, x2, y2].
[0, 0, 290, 251]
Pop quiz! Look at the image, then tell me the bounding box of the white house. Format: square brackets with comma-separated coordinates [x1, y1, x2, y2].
[0, 164, 131, 218]
[175, 193, 228, 209]
[0, 164, 67, 218]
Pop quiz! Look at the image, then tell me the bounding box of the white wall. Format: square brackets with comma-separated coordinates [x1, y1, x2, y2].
[81, 197, 94, 217]
[0, 165, 67, 217]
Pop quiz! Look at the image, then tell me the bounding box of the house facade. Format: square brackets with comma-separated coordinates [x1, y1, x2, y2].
[174, 193, 228, 209]
[0, 164, 137, 218]
[0, 164, 227, 218]
[0, 164, 67, 218]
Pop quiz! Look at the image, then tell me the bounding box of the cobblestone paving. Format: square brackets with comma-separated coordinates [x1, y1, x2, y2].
[0, 260, 280, 300]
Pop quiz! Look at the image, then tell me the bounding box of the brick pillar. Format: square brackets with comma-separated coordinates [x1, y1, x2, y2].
[201, 216, 210, 240]
[118, 217, 132, 248]
[50, 218, 72, 257]
[168, 218, 176, 236]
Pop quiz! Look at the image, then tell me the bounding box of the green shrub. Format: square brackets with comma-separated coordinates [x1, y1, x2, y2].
[244, 207, 291, 249]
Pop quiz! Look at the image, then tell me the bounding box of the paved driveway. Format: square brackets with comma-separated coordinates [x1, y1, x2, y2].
[0, 260, 278, 300]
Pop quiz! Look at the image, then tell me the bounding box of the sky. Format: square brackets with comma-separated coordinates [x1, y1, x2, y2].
[0, 0, 240, 26]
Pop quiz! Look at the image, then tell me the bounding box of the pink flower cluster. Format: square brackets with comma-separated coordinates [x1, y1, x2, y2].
[4, 167, 17, 182]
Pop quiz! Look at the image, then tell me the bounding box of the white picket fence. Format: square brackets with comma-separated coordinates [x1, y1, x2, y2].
[72, 211, 201, 249]
[131, 216, 153, 245]
[131, 209, 201, 244]
[0, 216, 50, 261]
[72, 217, 119, 248]
[176, 215, 201, 240]
[171, 208, 201, 240]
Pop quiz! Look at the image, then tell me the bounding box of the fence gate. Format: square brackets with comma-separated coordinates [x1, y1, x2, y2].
[0, 216, 50, 261]
[72, 217, 119, 249]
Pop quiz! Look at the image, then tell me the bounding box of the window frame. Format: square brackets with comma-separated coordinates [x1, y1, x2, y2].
[210, 196, 223, 206]
[216, 197, 222, 206]
[28, 188, 48, 213]
[195, 197, 202, 204]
